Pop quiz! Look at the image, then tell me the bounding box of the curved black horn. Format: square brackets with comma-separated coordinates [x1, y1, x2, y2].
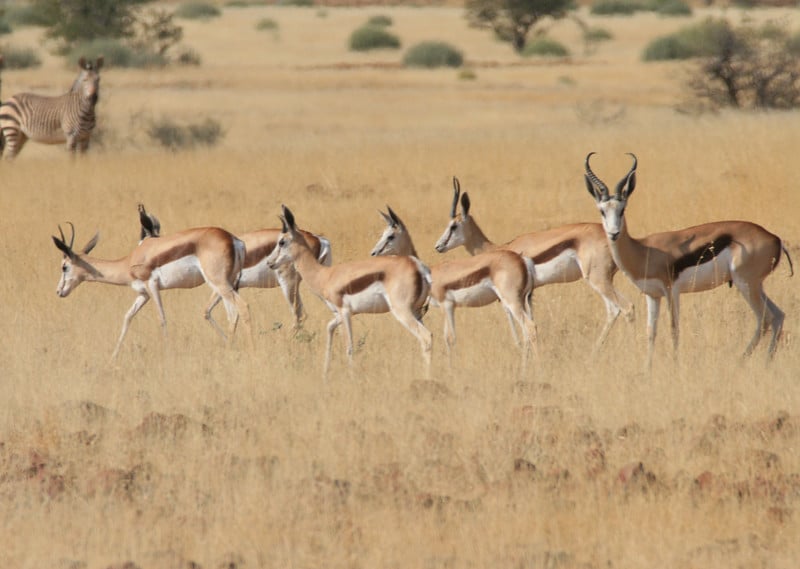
[584, 152, 609, 198]
[614, 153, 638, 197]
[451, 177, 461, 219]
[64, 222, 76, 249]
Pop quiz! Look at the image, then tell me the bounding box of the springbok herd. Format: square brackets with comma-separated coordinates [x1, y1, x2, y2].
[51, 154, 794, 376]
[0, 55, 790, 374]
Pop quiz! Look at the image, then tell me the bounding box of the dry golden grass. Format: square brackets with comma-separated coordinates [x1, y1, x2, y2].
[1, 6, 799, 569]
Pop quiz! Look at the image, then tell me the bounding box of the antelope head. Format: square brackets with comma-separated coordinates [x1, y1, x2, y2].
[267, 205, 303, 270]
[371, 206, 412, 256]
[434, 176, 472, 253]
[52, 223, 100, 297]
[584, 152, 637, 242]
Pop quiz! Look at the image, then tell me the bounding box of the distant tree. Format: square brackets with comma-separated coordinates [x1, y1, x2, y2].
[465, 0, 571, 53]
[688, 19, 800, 109]
[31, 0, 153, 49]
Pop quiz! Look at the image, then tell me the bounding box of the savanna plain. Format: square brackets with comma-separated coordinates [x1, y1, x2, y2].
[1, 3, 799, 568]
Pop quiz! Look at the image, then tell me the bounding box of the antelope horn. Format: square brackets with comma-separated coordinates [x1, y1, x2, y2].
[451, 177, 461, 219]
[584, 152, 609, 198]
[614, 152, 638, 197]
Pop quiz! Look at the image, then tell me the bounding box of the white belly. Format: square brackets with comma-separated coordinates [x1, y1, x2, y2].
[239, 259, 281, 289]
[446, 278, 498, 308]
[151, 255, 205, 289]
[631, 276, 666, 297]
[533, 250, 582, 287]
[343, 281, 390, 314]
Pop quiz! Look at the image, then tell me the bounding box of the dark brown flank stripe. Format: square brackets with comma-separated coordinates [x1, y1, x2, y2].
[671, 234, 733, 280]
[532, 239, 577, 264]
[341, 272, 385, 296]
[444, 265, 491, 291]
[146, 241, 199, 268]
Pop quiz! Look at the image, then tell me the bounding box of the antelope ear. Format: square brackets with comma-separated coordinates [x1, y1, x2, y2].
[279, 216, 288, 233]
[460, 192, 471, 217]
[386, 205, 403, 228]
[52, 236, 74, 259]
[379, 209, 393, 226]
[82, 232, 100, 254]
[281, 205, 297, 232]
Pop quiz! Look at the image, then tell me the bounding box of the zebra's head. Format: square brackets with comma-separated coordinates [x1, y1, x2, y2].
[72, 56, 104, 104]
[52, 223, 100, 297]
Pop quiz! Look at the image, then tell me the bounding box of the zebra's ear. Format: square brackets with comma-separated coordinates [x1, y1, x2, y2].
[95, 56, 104, 70]
[78, 56, 87, 70]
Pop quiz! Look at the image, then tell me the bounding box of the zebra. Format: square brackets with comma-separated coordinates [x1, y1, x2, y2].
[0, 56, 103, 160]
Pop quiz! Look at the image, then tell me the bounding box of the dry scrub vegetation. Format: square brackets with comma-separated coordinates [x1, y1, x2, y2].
[1, 5, 799, 569]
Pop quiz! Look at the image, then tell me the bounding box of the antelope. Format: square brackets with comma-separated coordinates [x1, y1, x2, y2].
[265, 205, 433, 378]
[434, 178, 634, 350]
[1, 57, 103, 159]
[52, 221, 252, 359]
[370, 206, 537, 363]
[136, 203, 331, 330]
[584, 152, 792, 369]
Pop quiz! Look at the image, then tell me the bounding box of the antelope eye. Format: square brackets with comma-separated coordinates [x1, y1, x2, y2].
[62, 265, 68, 272]
[387, 235, 394, 241]
[278, 238, 286, 247]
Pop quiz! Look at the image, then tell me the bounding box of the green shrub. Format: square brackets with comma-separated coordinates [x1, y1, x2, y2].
[348, 25, 400, 51]
[590, 0, 642, 16]
[648, 0, 692, 16]
[226, 0, 269, 6]
[641, 35, 693, 60]
[0, 45, 41, 69]
[642, 18, 736, 61]
[174, 47, 202, 66]
[68, 39, 168, 68]
[3, 3, 54, 27]
[277, 0, 313, 5]
[256, 18, 279, 31]
[174, 2, 222, 20]
[403, 41, 463, 68]
[0, 19, 11, 35]
[367, 14, 393, 27]
[521, 37, 570, 57]
[584, 27, 613, 42]
[147, 117, 225, 151]
[458, 68, 477, 80]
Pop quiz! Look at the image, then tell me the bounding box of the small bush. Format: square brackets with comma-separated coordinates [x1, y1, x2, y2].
[174, 2, 222, 20]
[641, 35, 693, 60]
[147, 117, 225, 151]
[590, 0, 642, 16]
[0, 20, 11, 35]
[649, 0, 692, 16]
[277, 0, 313, 5]
[3, 3, 55, 27]
[256, 18, 279, 31]
[785, 31, 800, 56]
[403, 41, 463, 68]
[367, 14, 393, 27]
[642, 18, 736, 61]
[349, 25, 400, 51]
[174, 47, 202, 66]
[0, 45, 41, 69]
[521, 37, 570, 57]
[68, 39, 168, 68]
[226, 0, 269, 6]
[584, 27, 613, 42]
[458, 68, 477, 80]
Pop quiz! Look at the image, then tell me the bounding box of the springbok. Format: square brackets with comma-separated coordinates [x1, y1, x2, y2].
[584, 152, 792, 369]
[265, 205, 432, 378]
[136, 203, 331, 330]
[371, 206, 537, 363]
[434, 178, 634, 350]
[1, 57, 103, 159]
[53, 222, 252, 359]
